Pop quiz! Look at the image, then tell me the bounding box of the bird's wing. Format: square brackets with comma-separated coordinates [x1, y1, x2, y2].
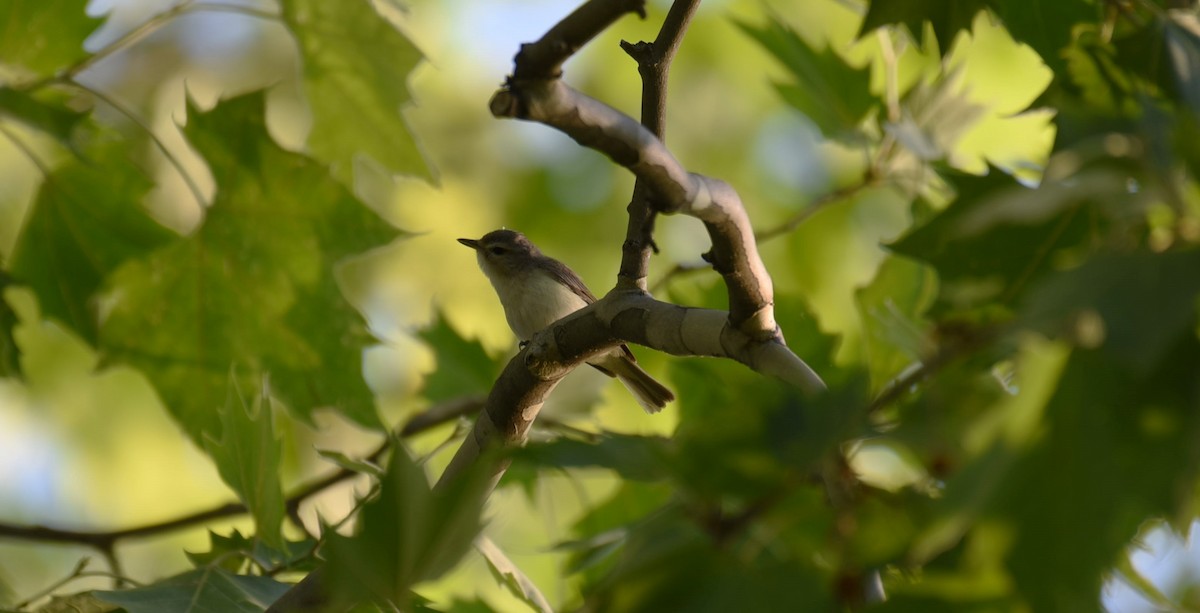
[541, 258, 598, 304]
[541, 257, 638, 363]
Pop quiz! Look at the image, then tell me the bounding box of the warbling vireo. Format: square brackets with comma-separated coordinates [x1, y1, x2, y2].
[458, 229, 674, 413]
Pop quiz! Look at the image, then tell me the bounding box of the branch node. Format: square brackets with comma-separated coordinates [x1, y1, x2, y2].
[620, 39, 655, 64]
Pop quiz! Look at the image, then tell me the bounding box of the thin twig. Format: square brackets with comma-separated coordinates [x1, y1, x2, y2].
[65, 79, 208, 210]
[52, 1, 281, 84]
[0, 395, 484, 549]
[0, 123, 54, 178]
[618, 0, 703, 289]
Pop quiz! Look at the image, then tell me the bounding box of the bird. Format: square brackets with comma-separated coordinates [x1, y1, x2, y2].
[458, 229, 674, 413]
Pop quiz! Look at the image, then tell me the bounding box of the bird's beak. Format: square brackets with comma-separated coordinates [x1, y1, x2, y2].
[457, 238, 480, 250]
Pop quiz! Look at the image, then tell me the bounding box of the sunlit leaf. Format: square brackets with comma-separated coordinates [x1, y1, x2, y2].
[0, 0, 101, 78]
[887, 70, 986, 165]
[99, 92, 396, 439]
[202, 377, 285, 550]
[738, 18, 877, 137]
[281, 0, 430, 184]
[94, 568, 291, 613]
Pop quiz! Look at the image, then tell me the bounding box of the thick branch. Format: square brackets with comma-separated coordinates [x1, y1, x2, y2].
[490, 81, 777, 339]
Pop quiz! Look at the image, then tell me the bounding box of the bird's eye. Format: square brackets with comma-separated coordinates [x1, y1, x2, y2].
[488, 246, 506, 256]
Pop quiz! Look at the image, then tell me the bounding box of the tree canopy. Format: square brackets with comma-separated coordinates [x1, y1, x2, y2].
[1, 0, 1199, 611]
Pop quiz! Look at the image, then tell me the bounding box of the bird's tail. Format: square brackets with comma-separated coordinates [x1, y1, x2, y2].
[608, 358, 675, 414]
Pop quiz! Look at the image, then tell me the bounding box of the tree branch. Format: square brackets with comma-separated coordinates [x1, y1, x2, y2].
[270, 1, 825, 609]
[0, 395, 483, 550]
[617, 0, 702, 289]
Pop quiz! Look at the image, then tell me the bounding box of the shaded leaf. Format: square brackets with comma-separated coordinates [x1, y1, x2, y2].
[477, 536, 553, 613]
[510, 431, 670, 482]
[859, 0, 988, 54]
[0, 0, 101, 78]
[1165, 13, 1200, 115]
[9, 134, 175, 344]
[417, 311, 501, 403]
[316, 448, 384, 477]
[34, 592, 117, 613]
[202, 377, 285, 550]
[987, 0, 1096, 73]
[186, 529, 318, 573]
[0, 86, 86, 149]
[668, 356, 869, 500]
[889, 166, 1106, 311]
[94, 568, 291, 613]
[1020, 249, 1200, 373]
[100, 92, 395, 439]
[583, 507, 836, 612]
[998, 338, 1200, 610]
[324, 445, 490, 606]
[738, 18, 877, 137]
[855, 256, 936, 391]
[280, 0, 430, 184]
[0, 269, 18, 376]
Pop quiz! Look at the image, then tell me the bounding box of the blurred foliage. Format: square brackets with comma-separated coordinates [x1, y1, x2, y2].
[2, 0, 1200, 612]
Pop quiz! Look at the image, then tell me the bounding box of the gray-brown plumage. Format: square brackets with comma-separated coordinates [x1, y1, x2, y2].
[458, 229, 674, 413]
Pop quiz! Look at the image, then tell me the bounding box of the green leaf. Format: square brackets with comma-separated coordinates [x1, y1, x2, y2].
[417, 311, 501, 403]
[0, 0, 101, 79]
[476, 536, 553, 613]
[997, 338, 1200, 610]
[34, 592, 117, 612]
[0, 270, 19, 376]
[9, 134, 176, 344]
[887, 70, 986, 164]
[738, 18, 877, 137]
[324, 445, 490, 606]
[668, 357, 870, 499]
[1163, 13, 1200, 114]
[855, 256, 936, 391]
[888, 166, 1104, 312]
[317, 448, 384, 477]
[859, 0, 988, 54]
[555, 482, 672, 583]
[202, 376, 285, 550]
[186, 529, 318, 573]
[1020, 249, 1200, 373]
[99, 92, 396, 439]
[0, 86, 87, 149]
[986, 0, 1096, 73]
[510, 431, 671, 482]
[280, 0, 430, 184]
[583, 507, 837, 612]
[94, 568, 291, 613]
